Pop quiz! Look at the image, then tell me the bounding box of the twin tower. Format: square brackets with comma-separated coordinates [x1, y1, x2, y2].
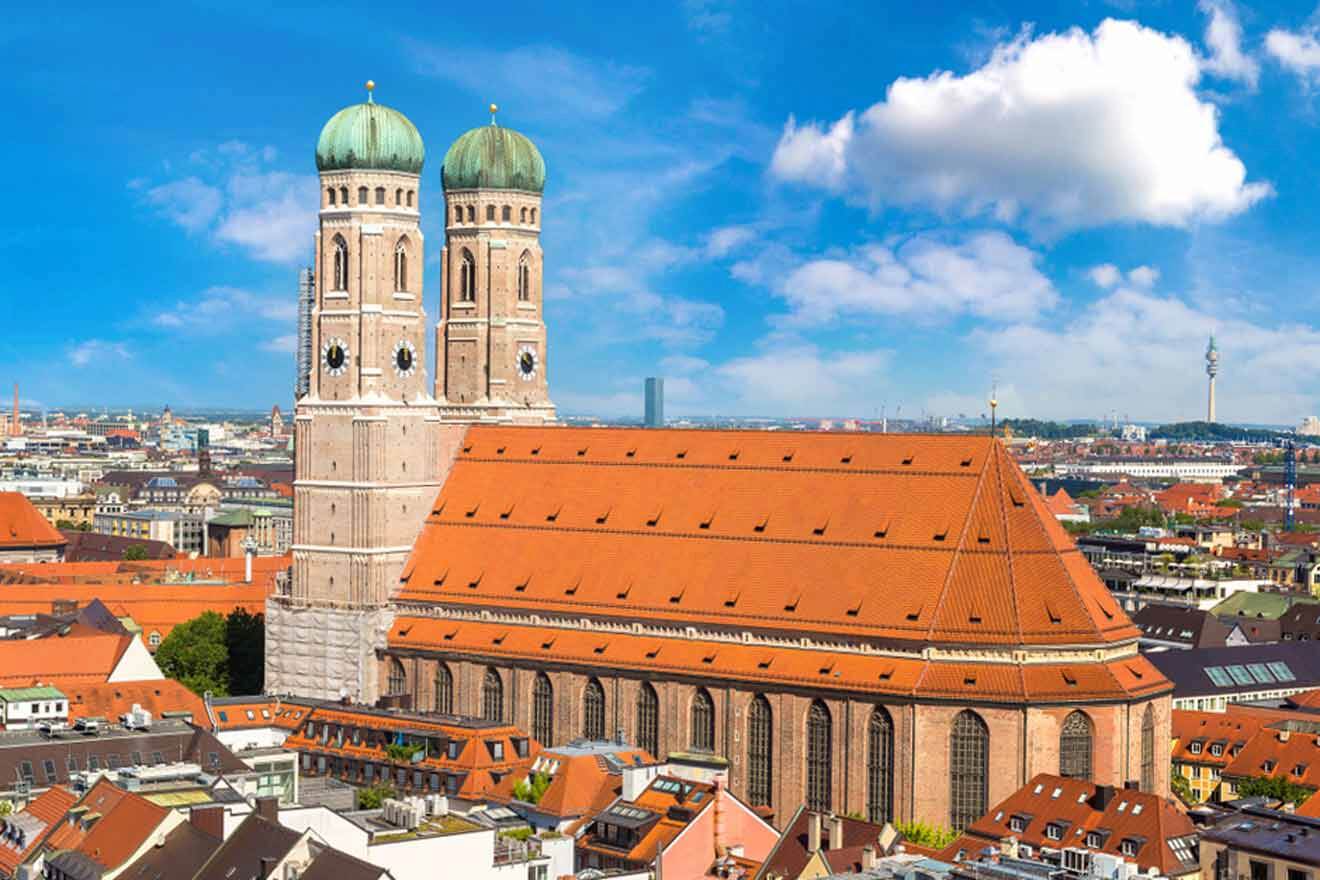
[266, 86, 555, 701]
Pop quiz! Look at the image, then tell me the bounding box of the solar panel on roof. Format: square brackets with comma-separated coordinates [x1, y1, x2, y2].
[1226, 665, 1254, 686]
[1245, 663, 1276, 685]
[1267, 661, 1297, 682]
[1205, 666, 1233, 687]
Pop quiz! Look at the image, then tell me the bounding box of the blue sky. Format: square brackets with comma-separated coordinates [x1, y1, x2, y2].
[5, 0, 1320, 423]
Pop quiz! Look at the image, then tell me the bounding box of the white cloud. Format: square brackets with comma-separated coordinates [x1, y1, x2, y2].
[711, 344, 892, 416]
[773, 231, 1057, 325]
[142, 177, 222, 232]
[409, 42, 649, 119]
[704, 225, 757, 258]
[151, 286, 295, 332]
[68, 340, 130, 368]
[684, 0, 733, 35]
[1127, 265, 1160, 288]
[962, 284, 1320, 423]
[770, 19, 1271, 230]
[1267, 26, 1320, 84]
[261, 334, 298, 354]
[1199, 0, 1260, 88]
[1088, 264, 1122, 288]
[659, 354, 710, 375]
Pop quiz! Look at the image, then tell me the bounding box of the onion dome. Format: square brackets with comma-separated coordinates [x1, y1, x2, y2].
[315, 82, 425, 175]
[442, 110, 545, 193]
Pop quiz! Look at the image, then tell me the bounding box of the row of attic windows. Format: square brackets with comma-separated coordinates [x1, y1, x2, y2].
[326, 186, 416, 208]
[452, 204, 537, 225]
[461, 441, 983, 471]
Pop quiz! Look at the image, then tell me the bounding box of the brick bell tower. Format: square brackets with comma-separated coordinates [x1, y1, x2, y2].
[266, 82, 459, 703]
[435, 105, 555, 423]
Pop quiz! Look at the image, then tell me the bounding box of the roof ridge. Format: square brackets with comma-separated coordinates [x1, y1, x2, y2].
[461, 457, 983, 479]
[993, 443, 1025, 645]
[923, 438, 997, 642]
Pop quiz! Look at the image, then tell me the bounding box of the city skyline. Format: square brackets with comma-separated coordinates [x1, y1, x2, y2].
[6, 1, 1320, 422]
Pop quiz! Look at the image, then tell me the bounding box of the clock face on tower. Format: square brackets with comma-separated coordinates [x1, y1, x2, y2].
[516, 345, 538, 381]
[322, 338, 349, 376]
[393, 339, 417, 378]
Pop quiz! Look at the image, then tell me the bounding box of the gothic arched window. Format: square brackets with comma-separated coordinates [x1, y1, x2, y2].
[486, 204, 495, 222]
[1141, 704, 1156, 792]
[394, 239, 408, 292]
[583, 678, 606, 740]
[407, 190, 414, 207]
[454, 205, 463, 224]
[1060, 711, 1094, 781]
[517, 252, 531, 302]
[375, 186, 385, 205]
[636, 683, 659, 757]
[386, 658, 406, 696]
[481, 667, 504, 722]
[327, 187, 336, 206]
[806, 701, 832, 811]
[459, 250, 476, 303]
[533, 673, 553, 745]
[395, 187, 402, 206]
[950, 710, 989, 831]
[520, 207, 527, 223]
[690, 688, 714, 752]
[358, 186, 368, 204]
[466, 205, 475, 223]
[331, 236, 348, 292]
[747, 695, 773, 807]
[867, 707, 894, 823]
[502, 205, 511, 222]
[530, 207, 537, 224]
[339, 186, 348, 205]
[434, 663, 453, 714]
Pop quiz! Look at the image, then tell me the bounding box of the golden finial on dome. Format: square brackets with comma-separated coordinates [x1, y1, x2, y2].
[365, 80, 376, 102]
[490, 103, 499, 124]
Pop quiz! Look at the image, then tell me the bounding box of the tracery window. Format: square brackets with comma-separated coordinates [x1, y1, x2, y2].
[690, 688, 714, 752]
[532, 673, 553, 745]
[331, 236, 348, 291]
[950, 710, 989, 831]
[867, 706, 894, 823]
[636, 683, 659, 757]
[806, 701, 832, 811]
[1060, 711, 1094, 781]
[1141, 704, 1156, 792]
[394, 239, 408, 292]
[747, 695, 773, 806]
[518, 252, 531, 302]
[459, 249, 476, 302]
[583, 678, 606, 740]
[386, 658, 406, 696]
[481, 667, 504, 722]
[433, 664, 453, 714]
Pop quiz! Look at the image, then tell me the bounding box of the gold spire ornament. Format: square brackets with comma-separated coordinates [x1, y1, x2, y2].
[490, 103, 499, 124]
[366, 80, 375, 102]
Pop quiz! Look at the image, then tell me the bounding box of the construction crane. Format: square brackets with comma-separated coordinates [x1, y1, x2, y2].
[1285, 437, 1298, 532]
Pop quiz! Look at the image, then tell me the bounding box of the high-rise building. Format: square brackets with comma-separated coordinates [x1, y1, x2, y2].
[644, 377, 664, 427]
[1205, 334, 1219, 423]
[434, 106, 555, 424]
[295, 266, 315, 399]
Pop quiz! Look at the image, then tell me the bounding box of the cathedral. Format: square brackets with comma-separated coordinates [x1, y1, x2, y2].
[266, 85, 1173, 832]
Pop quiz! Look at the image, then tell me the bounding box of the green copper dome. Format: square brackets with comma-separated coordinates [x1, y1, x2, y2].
[442, 124, 545, 193]
[316, 98, 425, 175]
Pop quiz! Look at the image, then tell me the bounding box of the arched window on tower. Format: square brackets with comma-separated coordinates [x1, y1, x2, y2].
[530, 207, 537, 224]
[690, 688, 714, 752]
[533, 673, 553, 745]
[327, 187, 336, 206]
[394, 238, 409, 292]
[1060, 711, 1094, 780]
[806, 701, 832, 811]
[950, 710, 989, 831]
[386, 658, 406, 696]
[636, 682, 659, 757]
[434, 663, 453, 714]
[520, 207, 527, 223]
[407, 190, 415, 207]
[502, 205, 511, 222]
[375, 186, 385, 205]
[1141, 704, 1156, 792]
[395, 187, 402, 206]
[747, 695, 773, 807]
[486, 204, 495, 222]
[466, 205, 475, 223]
[518, 252, 531, 302]
[459, 250, 476, 303]
[583, 678, 606, 740]
[867, 706, 894, 823]
[331, 236, 348, 292]
[358, 186, 368, 204]
[339, 186, 348, 205]
[454, 206, 463, 225]
[481, 667, 504, 722]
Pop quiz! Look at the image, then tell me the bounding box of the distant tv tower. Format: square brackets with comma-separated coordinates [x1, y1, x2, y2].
[1205, 334, 1219, 423]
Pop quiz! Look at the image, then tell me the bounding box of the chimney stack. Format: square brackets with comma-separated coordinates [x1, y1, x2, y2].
[1089, 785, 1116, 812]
[259, 857, 276, 879]
[829, 814, 844, 850]
[255, 796, 278, 822]
[808, 812, 822, 853]
[189, 805, 224, 839]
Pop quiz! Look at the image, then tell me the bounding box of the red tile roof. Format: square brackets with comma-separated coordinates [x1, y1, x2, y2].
[0, 786, 77, 876]
[43, 778, 169, 872]
[0, 492, 65, 549]
[1223, 725, 1320, 788]
[209, 698, 309, 731]
[397, 428, 1139, 649]
[1171, 710, 1260, 768]
[947, 774, 1198, 876]
[492, 746, 653, 819]
[64, 679, 206, 725]
[0, 630, 136, 689]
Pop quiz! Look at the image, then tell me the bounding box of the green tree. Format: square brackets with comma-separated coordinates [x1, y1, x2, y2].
[513, 772, 553, 805]
[225, 609, 265, 696]
[356, 783, 394, 810]
[1237, 775, 1314, 806]
[896, 820, 957, 848]
[1171, 772, 1196, 804]
[155, 611, 229, 695]
[122, 544, 149, 561]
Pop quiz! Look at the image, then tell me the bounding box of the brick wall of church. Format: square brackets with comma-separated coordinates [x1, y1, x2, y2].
[379, 651, 1171, 830]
